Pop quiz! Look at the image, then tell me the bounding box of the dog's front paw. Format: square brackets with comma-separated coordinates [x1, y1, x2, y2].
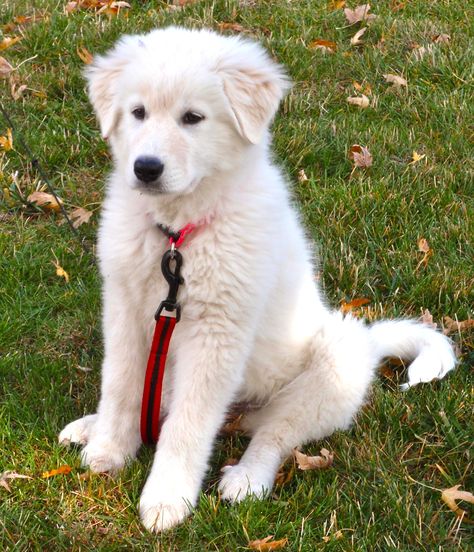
[219, 464, 272, 502]
[81, 439, 127, 473]
[139, 496, 192, 533]
[59, 414, 97, 446]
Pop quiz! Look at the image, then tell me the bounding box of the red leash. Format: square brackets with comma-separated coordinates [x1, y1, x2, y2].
[140, 223, 197, 445]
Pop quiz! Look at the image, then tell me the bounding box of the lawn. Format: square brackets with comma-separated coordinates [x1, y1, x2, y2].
[0, 0, 473, 550]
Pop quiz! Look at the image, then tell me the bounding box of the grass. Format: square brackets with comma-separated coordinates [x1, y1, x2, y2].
[1, 0, 473, 550]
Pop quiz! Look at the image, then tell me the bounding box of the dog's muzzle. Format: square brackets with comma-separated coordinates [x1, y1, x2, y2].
[134, 156, 165, 184]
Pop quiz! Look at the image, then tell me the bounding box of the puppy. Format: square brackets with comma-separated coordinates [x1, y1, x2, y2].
[59, 27, 456, 532]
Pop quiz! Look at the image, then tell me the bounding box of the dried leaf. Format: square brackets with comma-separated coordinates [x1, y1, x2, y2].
[353, 81, 372, 95]
[293, 448, 334, 470]
[248, 535, 288, 551]
[70, 206, 93, 228]
[218, 22, 246, 33]
[432, 33, 450, 44]
[0, 36, 21, 51]
[0, 471, 33, 492]
[77, 46, 93, 64]
[309, 39, 337, 53]
[328, 0, 346, 9]
[441, 485, 474, 517]
[410, 151, 425, 164]
[347, 94, 370, 108]
[341, 297, 371, 313]
[383, 73, 407, 88]
[0, 128, 13, 151]
[344, 4, 376, 25]
[350, 27, 367, 46]
[53, 261, 70, 283]
[420, 309, 437, 329]
[42, 465, 72, 478]
[298, 169, 308, 183]
[0, 56, 14, 77]
[27, 191, 63, 212]
[443, 316, 474, 335]
[65, 1, 78, 14]
[349, 144, 373, 168]
[417, 238, 430, 254]
[11, 83, 27, 100]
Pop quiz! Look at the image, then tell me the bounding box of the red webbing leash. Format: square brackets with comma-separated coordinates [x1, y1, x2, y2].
[140, 223, 197, 445]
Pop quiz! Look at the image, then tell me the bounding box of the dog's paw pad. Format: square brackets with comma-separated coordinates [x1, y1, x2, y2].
[139, 500, 191, 533]
[81, 441, 126, 473]
[219, 464, 271, 503]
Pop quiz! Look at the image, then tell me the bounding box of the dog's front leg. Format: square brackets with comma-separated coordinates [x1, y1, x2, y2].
[139, 317, 246, 532]
[80, 282, 148, 473]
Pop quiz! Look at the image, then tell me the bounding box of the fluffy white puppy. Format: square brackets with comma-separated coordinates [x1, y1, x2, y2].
[59, 27, 456, 532]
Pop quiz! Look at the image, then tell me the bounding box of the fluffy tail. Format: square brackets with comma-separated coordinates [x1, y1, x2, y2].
[369, 320, 457, 390]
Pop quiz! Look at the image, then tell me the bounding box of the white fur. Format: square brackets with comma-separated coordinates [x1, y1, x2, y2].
[59, 27, 456, 532]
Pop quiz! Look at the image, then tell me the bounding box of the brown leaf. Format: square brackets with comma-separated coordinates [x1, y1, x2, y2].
[53, 261, 70, 283]
[0, 56, 14, 77]
[344, 4, 376, 25]
[341, 297, 371, 314]
[383, 73, 407, 88]
[350, 27, 367, 46]
[42, 465, 72, 478]
[420, 309, 437, 329]
[248, 535, 288, 551]
[328, 0, 346, 9]
[309, 39, 337, 53]
[11, 83, 27, 100]
[417, 238, 430, 254]
[347, 94, 370, 108]
[218, 22, 246, 33]
[432, 33, 450, 44]
[77, 46, 93, 64]
[65, 1, 79, 14]
[0, 471, 33, 492]
[298, 169, 308, 183]
[27, 190, 63, 212]
[353, 81, 372, 95]
[410, 151, 425, 164]
[293, 448, 334, 470]
[0, 128, 13, 151]
[0, 36, 21, 51]
[70, 206, 93, 228]
[349, 144, 373, 168]
[443, 316, 474, 336]
[441, 485, 474, 518]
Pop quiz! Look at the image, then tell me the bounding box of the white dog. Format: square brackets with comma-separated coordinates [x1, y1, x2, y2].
[59, 27, 455, 532]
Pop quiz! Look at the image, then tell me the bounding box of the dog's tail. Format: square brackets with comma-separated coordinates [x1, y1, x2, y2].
[369, 320, 456, 390]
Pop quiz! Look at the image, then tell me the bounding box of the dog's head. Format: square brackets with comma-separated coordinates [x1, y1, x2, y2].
[85, 27, 290, 195]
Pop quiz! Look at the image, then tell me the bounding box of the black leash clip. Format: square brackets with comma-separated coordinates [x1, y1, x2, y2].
[155, 249, 184, 322]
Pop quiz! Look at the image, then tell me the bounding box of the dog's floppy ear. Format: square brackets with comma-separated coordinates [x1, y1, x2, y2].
[217, 40, 291, 144]
[84, 36, 137, 139]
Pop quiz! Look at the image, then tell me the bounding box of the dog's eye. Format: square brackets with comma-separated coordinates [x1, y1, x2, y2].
[132, 106, 146, 120]
[182, 111, 204, 125]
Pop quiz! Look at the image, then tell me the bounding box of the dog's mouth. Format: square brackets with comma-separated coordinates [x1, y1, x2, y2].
[133, 179, 169, 195]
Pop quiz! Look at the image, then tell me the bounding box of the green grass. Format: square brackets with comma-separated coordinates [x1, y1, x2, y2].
[1, 0, 473, 550]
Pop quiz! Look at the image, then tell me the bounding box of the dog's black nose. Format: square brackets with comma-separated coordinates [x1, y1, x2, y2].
[134, 156, 165, 183]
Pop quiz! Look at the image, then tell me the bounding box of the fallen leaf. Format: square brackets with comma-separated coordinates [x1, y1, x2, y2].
[347, 94, 370, 108]
[11, 83, 27, 100]
[410, 151, 425, 164]
[432, 33, 450, 44]
[328, 0, 346, 9]
[353, 81, 372, 95]
[298, 169, 308, 183]
[77, 46, 93, 64]
[443, 316, 474, 335]
[0, 471, 33, 492]
[70, 206, 93, 228]
[417, 238, 430, 254]
[53, 261, 70, 283]
[0, 36, 21, 51]
[420, 309, 437, 329]
[309, 39, 337, 53]
[248, 535, 288, 551]
[344, 4, 376, 25]
[275, 463, 295, 487]
[0, 56, 14, 77]
[0, 128, 13, 151]
[42, 465, 72, 478]
[218, 22, 246, 33]
[341, 297, 371, 313]
[383, 73, 408, 88]
[293, 448, 334, 470]
[349, 144, 373, 168]
[27, 191, 63, 212]
[65, 1, 78, 14]
[441, 485, 474, 517]
[350, 26, 367, 46]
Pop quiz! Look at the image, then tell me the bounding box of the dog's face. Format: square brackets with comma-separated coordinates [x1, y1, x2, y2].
[85, 27, 289, 195]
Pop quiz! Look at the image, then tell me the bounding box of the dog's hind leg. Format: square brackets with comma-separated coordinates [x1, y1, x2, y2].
[219, 313, 377, 502]
[59, 414, 98, 446]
